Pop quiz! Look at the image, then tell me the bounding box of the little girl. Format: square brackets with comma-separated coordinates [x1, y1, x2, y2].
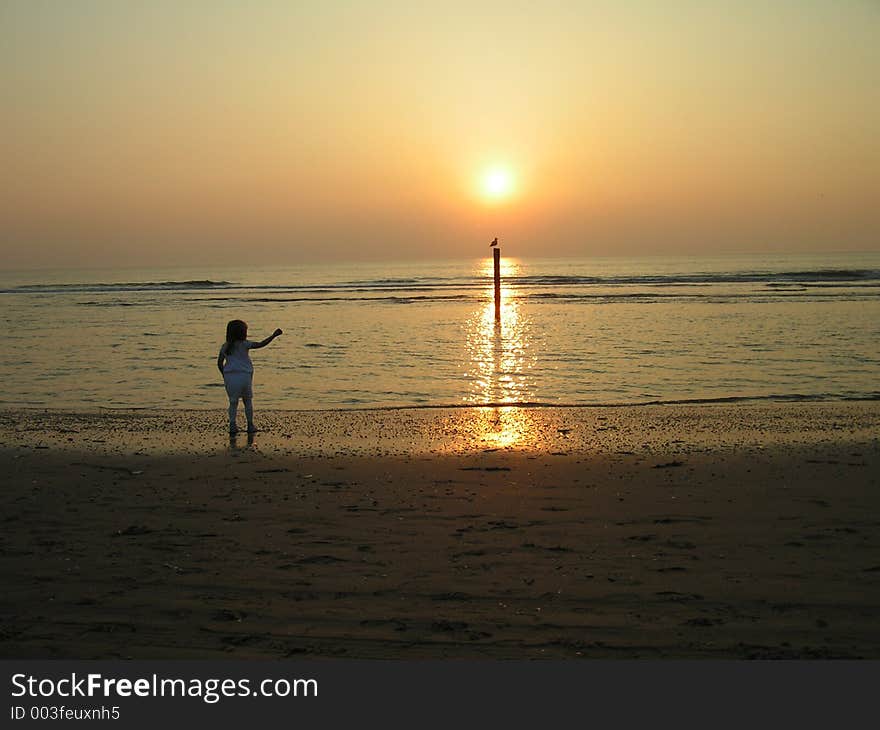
[217, 319, 283, 434]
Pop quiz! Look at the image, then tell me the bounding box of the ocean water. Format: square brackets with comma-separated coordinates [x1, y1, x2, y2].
[2, 253, 879, 410]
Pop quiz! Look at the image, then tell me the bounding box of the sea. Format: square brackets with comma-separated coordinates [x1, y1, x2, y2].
[1, 253, 878, 411]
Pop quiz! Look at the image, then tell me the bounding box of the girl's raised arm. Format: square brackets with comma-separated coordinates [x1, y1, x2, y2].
[251, 328, 283, 350]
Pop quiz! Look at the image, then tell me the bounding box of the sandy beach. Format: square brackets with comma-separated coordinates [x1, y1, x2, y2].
[1, 402, 878, 659]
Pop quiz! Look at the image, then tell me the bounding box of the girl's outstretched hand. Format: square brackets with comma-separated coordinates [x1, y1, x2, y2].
[274, 328, 283, 337]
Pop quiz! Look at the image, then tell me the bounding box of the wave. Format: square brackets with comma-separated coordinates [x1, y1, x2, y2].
[6, 268, 880, 300]
[336, 391, 880, 412]
[508, 269, 880, 287]
[315, 269, 880, 293]
[3, 280, 235, 294]
[26, 390, 880, 413]
[74, 290, 879, 307]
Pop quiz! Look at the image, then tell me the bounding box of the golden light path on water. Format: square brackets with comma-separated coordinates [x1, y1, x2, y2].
[462, 257, 539, 449]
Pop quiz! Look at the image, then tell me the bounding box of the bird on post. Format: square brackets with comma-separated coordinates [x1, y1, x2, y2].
[490, 237, 499, 247]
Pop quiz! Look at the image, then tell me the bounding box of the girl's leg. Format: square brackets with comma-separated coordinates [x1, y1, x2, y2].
[228, 397, 239, 433]
[243, 376, 256, 432]
[244, 397, 255, 432]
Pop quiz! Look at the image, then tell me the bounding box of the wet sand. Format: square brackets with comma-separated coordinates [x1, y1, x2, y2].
[1, 403, 879, 658]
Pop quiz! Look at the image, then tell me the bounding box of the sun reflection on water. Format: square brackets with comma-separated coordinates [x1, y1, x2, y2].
[463, 257, 538, 448]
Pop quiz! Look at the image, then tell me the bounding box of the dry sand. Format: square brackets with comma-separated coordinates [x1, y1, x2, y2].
[1, 402, 878, 659]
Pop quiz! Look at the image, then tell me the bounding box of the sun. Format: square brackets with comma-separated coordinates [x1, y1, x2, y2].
[480, 166, 515, 201]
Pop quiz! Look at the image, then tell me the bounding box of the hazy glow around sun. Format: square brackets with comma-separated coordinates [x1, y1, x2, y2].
[481, 166, 515, 201]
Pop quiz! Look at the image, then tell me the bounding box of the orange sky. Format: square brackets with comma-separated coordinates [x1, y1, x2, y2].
[1, 1, 878, 268]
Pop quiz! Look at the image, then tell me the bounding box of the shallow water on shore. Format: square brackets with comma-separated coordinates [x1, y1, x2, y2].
[2, 253, 879, 409]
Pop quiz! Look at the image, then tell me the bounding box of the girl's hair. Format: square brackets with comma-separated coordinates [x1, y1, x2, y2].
[225, 319, 248, 356]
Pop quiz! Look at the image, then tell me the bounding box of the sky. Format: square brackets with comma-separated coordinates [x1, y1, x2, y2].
[1, 0, 878, 268]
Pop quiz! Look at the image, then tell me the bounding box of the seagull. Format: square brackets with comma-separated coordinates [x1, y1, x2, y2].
[490, 238, 498, 247]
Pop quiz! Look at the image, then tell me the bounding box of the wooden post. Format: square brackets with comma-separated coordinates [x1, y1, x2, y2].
[493, 246, 501, 321]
